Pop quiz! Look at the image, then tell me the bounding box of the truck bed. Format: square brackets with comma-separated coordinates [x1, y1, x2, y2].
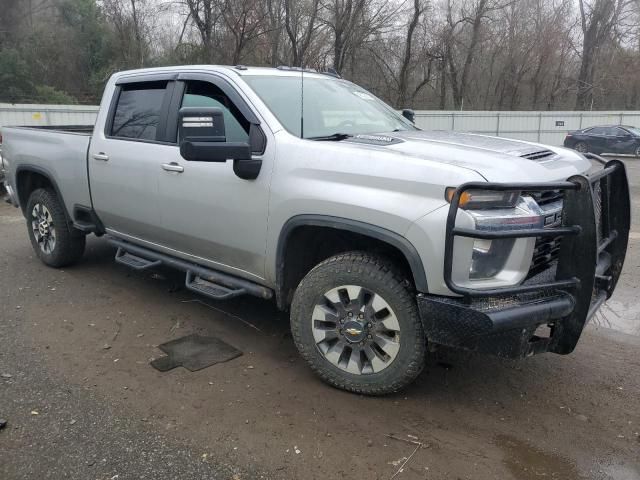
[2, 125, 94, 217]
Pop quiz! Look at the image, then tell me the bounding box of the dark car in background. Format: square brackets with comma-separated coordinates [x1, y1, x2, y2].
[564, 125, 640, 156]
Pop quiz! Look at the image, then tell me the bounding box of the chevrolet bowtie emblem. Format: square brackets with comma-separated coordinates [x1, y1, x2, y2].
[345, 328, 362, 335]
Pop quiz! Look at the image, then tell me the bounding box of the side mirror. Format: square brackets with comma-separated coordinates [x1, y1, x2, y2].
[179, 107, 251, 163]
[178, 107, 262, 180]
[402, 109, 415, 123]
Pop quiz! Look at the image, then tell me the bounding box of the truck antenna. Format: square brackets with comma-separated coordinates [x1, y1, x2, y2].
[300, 64, 304, 139]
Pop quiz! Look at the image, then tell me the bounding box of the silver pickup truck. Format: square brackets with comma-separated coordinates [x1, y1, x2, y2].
[1, 65, 631, 394]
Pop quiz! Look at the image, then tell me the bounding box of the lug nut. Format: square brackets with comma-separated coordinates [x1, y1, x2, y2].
[367, 323, 372, 328]
[358, 313, 364, 319]
[367, 334, 372, 339]
[348, 312, 353, 317]
[339, 319, 344, 324]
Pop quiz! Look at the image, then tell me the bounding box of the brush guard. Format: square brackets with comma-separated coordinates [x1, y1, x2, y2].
[418, 155, 630, 358]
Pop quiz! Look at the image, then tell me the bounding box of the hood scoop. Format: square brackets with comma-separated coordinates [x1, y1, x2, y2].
[520, 149, 557, 162]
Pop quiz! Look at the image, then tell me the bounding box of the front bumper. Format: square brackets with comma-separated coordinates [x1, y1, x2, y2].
[418, 156, 630, 358]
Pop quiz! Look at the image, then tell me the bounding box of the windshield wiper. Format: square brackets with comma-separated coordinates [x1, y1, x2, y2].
[307, 133, 352, 141]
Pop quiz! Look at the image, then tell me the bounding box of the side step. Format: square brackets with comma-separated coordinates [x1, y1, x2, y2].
[115, 248, 162, 270]
[108, 238, 273, 301]
[73, 220, 99, 233]
[185, 271, 246, 300]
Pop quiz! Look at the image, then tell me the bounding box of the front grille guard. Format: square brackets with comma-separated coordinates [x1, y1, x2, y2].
[443, 154, 630, 354]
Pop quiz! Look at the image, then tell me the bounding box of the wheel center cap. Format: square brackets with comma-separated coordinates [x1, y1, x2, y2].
[343, 320, 366, 343]
[39, 221, 48, 235]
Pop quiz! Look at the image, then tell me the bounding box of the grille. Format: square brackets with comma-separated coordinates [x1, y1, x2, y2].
[525, 190, 565, 278]
[593, 181, 603, 244]
[526, 190, 564, 206]
[529, 235, 562, 278]
[521, 150, 556, 161]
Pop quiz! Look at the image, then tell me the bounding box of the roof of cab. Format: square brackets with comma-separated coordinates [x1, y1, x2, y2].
[112, 64, 339, 81]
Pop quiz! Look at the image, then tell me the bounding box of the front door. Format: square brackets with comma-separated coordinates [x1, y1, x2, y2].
[156, 77, 273, 282]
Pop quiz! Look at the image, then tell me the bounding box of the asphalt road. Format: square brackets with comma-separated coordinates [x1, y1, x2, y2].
[1, 161, 639, 480]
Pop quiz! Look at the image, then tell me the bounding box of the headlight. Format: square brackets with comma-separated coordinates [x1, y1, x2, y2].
[469, 238, 515, 279]
[445, 187, 520, 209]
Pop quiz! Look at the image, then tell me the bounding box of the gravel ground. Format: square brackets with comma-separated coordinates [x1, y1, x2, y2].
[1, 160, 639, 480]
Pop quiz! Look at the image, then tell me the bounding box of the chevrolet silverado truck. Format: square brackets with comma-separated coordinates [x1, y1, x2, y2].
[1, 66, 630, 394]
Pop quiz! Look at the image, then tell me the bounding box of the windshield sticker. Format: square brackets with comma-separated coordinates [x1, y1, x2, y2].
[352, 91, 374, 101]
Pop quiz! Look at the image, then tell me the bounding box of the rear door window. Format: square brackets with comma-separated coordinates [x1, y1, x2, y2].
[111, 81, 168, 141]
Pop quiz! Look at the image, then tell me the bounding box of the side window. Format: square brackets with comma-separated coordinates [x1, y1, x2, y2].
[111, 81, 167, 141]
[181, 81, 249, 143]
[587, 127, 605, 135]
[614, 127, 628, 136]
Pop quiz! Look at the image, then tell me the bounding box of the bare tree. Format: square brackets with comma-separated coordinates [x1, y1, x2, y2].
[283, 0, 321, 66]
[445, 0, 510, 109]
[575, 0, 627, 109]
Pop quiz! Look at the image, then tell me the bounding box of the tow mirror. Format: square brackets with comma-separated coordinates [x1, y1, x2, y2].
[402, 109, 415, 123]
[178, 107, 251, 163]
[178, 107, 261, 180]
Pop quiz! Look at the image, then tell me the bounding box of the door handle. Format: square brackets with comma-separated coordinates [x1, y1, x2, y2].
[92, 152, 109, 161]
[161, 162, 184, 173]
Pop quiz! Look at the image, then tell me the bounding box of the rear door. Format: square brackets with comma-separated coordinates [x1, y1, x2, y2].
[89, 79, 174, 242]
[584, 127, 608, 153]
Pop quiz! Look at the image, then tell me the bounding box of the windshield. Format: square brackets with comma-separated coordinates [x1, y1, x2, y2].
[625, 126, 640, 136]
[242, 75, 417, 139]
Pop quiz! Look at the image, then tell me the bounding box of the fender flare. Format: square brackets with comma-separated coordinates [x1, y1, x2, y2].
[15, 165, 71, 222]
[276, 215, 429, 299]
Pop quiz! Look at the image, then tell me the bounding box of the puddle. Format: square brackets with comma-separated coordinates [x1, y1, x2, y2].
[496, 434, 583, 480]
[598, 463, 640, 480]
[592, 299, 640, 337]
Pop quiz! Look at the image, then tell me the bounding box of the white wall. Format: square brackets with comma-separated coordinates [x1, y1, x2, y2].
[414, 110, 640, 146]
[0, 104, 99, 129]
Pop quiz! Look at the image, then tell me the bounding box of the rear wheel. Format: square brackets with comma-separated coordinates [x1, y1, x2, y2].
[290, 252, 426, 395]
[26, 188, 86, 267]
[575, 141, 589, 154]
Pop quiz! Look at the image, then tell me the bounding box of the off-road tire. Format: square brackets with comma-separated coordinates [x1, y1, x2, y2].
[26, 188, 86, 267]
[290, 252, 426, 395]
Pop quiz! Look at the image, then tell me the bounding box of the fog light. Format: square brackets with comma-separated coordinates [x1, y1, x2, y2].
[470, 238, 515, 279]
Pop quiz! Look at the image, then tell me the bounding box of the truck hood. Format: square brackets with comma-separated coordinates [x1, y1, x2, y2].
[348, 130, 591, 182]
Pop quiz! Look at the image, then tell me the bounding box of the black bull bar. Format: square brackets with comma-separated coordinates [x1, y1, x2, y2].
[418, 156, 630, 358]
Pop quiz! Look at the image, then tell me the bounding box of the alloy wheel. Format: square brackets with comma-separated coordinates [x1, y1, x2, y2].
[31, 203, 56, 254]
[311, 285, 401, 375]
[575, 142, 588, 153]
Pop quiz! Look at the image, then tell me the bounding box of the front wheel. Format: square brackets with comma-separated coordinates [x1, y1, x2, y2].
[290, 252, 426, 395]
[26, 188, 86, 268]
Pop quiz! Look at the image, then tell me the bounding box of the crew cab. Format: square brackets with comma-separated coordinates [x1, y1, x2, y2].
[1, 66, 630, 394]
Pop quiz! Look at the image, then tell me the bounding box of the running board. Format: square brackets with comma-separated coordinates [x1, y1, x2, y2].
[108, 238, 273, 301]
[185, 271, 246, 300]
[115, 248, 162, 270]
